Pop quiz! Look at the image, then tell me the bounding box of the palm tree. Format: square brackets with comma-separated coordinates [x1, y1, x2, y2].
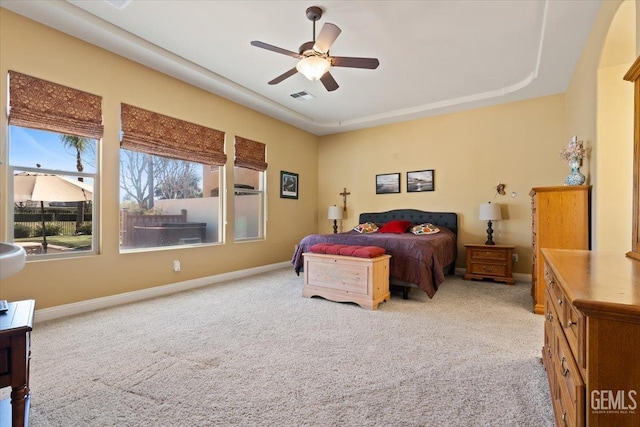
[60, 135, 90, 232]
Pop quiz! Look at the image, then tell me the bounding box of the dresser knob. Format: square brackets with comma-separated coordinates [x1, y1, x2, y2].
[558, 299, 563, 306]
[567, 320, 577, 327]
[546, 311, 553, 322]
[561, 411, 567, 425]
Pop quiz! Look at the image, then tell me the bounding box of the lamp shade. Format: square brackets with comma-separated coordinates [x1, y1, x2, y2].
[328, 205, 343, 220]
[296, 56, 331, 81]
[479, 202, 502, 221]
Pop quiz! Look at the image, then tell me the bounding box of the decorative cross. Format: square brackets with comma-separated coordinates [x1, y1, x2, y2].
[339, 187, 351, 212]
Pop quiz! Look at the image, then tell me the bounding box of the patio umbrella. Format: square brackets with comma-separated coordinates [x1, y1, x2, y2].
[13, 172, 93, 253]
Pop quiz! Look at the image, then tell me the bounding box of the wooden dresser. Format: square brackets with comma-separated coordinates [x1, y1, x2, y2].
[0, 299, 35, 427]
[541, 249, 640, 427]
[530, 186, 590, 314]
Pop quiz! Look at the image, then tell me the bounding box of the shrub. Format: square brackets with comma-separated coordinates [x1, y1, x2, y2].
[34, 224, 63, 237]
[14, 224, 32, 238]
[77, 223, 92, 235]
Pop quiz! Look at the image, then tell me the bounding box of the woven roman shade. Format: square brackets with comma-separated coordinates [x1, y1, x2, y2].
[234, 136, 268, 171]
[8, 70, 104, 139]
[120, 103, 227, 166]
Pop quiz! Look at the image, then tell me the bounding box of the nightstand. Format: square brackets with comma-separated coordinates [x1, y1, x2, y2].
[464, 244, 515, 284]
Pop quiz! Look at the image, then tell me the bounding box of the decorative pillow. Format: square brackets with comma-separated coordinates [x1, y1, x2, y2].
[353, 222, 379, 234]
[378, 219, 413, 234]
[411, 223, 440, 235]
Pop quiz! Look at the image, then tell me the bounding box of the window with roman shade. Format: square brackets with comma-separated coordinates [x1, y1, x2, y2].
[7, 70, 101, 257]
[118, 104, 226, 250]
[233, 136, 267, 241]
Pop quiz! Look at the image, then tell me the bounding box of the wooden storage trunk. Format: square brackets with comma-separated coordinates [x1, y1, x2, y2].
[302, 253, 391, 310]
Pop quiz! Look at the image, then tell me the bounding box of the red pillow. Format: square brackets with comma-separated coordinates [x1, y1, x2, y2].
[350, 246, 386, 258]
[378, 220, 412, 234]
[309, 243, 332, 253]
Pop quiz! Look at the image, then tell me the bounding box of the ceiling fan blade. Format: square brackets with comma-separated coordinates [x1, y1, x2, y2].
[313, 23, 341, 53]
[268, 68, 298, 85]
[331, 56, 380, 69]
[320, 72, 339, 92]
[251, 41, 300, 58]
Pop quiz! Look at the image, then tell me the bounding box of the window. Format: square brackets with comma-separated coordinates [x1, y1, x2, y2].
[119, 104, 226, 251]
[234, 167, 265, 240]
[119, 151, 223, 249]
[9, 128, 98, 256]
[6, 71, 102, 257]
[234, 136, 268, 241]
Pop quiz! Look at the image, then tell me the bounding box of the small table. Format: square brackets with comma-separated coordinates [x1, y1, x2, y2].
[0, 299, 35, 427]
[464, 244, 515, 284]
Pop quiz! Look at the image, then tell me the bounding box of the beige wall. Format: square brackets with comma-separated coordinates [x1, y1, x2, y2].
[318, 95, 567, 273]
[565, 0, 635, 252]
[0, 10, 319, 308]
[596, 62, 634, 252]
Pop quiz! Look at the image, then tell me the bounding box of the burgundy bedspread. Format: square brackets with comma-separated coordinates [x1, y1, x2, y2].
[291, 227, 457, 298]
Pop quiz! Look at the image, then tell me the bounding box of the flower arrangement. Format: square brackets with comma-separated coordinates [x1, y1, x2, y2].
[560, 136, 588, 164]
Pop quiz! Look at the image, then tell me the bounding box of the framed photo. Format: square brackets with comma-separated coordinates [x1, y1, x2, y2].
[280, 171, 299, 199]
[407, 170, 435, 192]
[376, 173, 401, 194]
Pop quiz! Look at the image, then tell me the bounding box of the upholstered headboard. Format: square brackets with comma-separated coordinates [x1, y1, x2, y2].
[359, 209, 458, 236]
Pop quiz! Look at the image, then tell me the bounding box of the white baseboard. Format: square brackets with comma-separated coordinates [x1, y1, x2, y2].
[35, 261, 291, 323]
[454, 267, 531, 283]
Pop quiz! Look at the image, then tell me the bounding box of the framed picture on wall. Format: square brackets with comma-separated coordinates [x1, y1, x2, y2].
[407, 170, 435, 192]
[376, 173, 401, 194]
[280, 171, 299, 199]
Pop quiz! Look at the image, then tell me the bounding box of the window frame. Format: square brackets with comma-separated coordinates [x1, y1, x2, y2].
[233, 166, 266, 242]
[118, 149, 225, 252]
[7, 129, 100, 259]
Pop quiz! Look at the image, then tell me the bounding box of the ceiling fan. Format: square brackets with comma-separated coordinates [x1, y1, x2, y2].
[250, 6, 380, 92]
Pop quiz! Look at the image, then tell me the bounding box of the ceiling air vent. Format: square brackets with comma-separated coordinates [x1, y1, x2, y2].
[290, 91, 315, 101]
[104, 0, 133, 10]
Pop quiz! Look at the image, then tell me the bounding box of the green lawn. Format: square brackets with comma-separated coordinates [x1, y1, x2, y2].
[15, 235, 92, 249]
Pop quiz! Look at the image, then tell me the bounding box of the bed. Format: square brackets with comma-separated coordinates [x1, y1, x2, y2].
[292, 209, 458, 299]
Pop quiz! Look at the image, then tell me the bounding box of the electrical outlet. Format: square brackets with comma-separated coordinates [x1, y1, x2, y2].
[173, 260, 181, 272]
[512, 254, 518, 263]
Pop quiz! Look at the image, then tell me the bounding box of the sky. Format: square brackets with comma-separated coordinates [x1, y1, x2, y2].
[9, 126, 97, 173]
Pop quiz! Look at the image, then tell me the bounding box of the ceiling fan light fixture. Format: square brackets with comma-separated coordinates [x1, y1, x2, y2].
[296, 56, 331, 81]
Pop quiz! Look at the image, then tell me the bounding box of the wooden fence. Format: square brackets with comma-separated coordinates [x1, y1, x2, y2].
[120, 209, 187, 247]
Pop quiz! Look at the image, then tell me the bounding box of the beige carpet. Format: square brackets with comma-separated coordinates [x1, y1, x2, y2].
[15, 269, 553, 426]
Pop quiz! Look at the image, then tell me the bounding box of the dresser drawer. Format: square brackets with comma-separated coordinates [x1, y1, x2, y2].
[544, 265, 565, 323]
[564, 302, 585, 371]
[556, 389, 576, 427]
[543, 292, 556, 392]
[554, 326, 585, 427]
[468, 262, 507, 277]
[469, 248, 508, 261]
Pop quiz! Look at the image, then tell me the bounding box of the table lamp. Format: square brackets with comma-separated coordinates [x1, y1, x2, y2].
[328, 205, 343, 234]
[479, 202, 502, 245]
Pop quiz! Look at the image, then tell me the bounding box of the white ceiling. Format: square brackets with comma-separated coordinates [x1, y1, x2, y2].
[2, 0, 603, 136]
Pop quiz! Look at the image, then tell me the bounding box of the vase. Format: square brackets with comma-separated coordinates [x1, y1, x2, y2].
[564, 160, 585, 186]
